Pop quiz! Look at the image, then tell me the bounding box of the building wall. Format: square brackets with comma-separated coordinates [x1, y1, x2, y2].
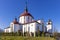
[19, 16, 33, 24]
[10, 22, 14, 32]
[4, 17, 51, 34]
[29, 23, 36, 32]
[5, 23, 22, 33]
[19, 25, 22, 31]
[19, 16, 24, 24]
[28, 16, 33, 22]
[46, 25, 52, 33]
[13, 24, 20, 32]
[22, 22, 43, 33]
[23, 22, 36, 33]
[5, 28, 11, 33]
[25, 16, 28, 23]
[35, 23, 42, 32]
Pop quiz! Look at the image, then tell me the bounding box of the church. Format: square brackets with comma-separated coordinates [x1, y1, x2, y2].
[4, 2, 52, 37]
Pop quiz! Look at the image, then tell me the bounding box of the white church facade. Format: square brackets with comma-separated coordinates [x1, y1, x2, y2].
[4, 3, 52, 36]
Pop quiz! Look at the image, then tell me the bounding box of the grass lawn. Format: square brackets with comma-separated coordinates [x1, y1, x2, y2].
[0, 36, 56, 40]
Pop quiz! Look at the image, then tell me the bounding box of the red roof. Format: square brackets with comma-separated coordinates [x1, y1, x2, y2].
[13, 18, 19, 24]
[19, 8, 34, 18]
[20, 12, 33, 17]
[13, 21, 19, 24]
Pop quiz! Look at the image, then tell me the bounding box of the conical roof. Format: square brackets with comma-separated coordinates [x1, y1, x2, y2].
[13, 18, 19, 24]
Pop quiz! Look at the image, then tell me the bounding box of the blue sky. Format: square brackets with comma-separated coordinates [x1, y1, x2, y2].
[0, 0, 60, 32]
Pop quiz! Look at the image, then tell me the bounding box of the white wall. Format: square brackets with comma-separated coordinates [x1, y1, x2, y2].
[28, 16, 33, 22]
[5, 28, 11, 33]
[23, 22, 36, 33]
[5, 23, 22, 33]
[46, 25, 52, 33]
[19, 25, 22, 31]
[25, 16, 28, 23]
[29, 23, 36, 32]
[14, 24, 20, 32]
[22, 22, 44, 33]
[46, 21, 52, 33]
[10, 22, 14, 32]
[19, 16, 25, 24]
[19, 16, 33, 24]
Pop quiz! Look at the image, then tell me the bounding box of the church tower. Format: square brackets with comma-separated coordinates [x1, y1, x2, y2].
[46, 19, 52, 33]
[19, 0, 34, 24]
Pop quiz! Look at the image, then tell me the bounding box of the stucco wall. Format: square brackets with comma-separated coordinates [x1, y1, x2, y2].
[19, 16, 33, 24]
[23, 22, 36, 33]
[13, 24, 20, 32]
[46, 25, 52, 32]
[5, 28, 11, 33]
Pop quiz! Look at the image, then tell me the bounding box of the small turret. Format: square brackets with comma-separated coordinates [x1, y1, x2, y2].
[47, 19, 52, 25]
[13, 18, 19, 24]
[46, 19, 52, 33]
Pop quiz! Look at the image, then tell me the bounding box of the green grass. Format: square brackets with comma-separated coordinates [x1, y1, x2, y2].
[0, 36, 56, 40]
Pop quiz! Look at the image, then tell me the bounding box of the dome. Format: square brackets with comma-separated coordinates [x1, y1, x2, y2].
[48, 19, 52, 25]
[13, 21, 19, 24]
[20, 12, 33, 18]
[48, 19, 52, 22]
[19, 8, 34, 18]
[13, 18, 19, 24]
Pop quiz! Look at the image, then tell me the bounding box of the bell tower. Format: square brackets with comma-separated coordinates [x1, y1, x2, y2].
[46, 19, 52, 33]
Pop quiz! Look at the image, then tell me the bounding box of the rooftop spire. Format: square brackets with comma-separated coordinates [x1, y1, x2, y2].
[25, 0, 28, 12]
